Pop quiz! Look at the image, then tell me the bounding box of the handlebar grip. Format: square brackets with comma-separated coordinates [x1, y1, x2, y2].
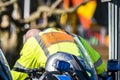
[13, 67, 27, 73]
[13, 67, 45, 73]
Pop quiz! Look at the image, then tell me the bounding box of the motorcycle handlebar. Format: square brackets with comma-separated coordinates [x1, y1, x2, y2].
[13, 67, 45, 74]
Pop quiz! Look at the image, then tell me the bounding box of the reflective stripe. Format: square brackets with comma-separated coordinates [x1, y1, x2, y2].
[34, 34, 50, 57]
[34, 32, 74, 57]
[41, 32, 74, 48]
[94, 57, 103, 68]
[14, 62, 25, 68]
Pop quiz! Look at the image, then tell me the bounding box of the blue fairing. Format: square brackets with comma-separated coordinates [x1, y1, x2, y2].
[0, 49, 12, 80]
[0, 69, 8, 80]
[53, 74, 72, 80]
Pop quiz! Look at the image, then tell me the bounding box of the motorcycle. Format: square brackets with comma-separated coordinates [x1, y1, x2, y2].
[13, 51, 98, 80]
[0, 48, 120, 80]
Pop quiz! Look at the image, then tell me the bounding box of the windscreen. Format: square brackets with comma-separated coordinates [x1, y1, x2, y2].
[0, 49, 12, 80]
[0, 49, 10, 69]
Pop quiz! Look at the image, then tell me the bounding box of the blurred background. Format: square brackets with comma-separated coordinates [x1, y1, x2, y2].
[0, 0, 109, 69]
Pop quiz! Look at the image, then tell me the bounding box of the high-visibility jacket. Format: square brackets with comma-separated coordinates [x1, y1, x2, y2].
[11, 28, 105, 80]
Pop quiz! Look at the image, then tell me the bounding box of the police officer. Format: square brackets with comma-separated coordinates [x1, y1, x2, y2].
[11, 15, 106, 80]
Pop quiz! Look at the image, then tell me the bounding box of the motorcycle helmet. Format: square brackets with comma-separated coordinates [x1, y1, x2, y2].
[45, 51, 90, 80]
[45, 51, 74, 72]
